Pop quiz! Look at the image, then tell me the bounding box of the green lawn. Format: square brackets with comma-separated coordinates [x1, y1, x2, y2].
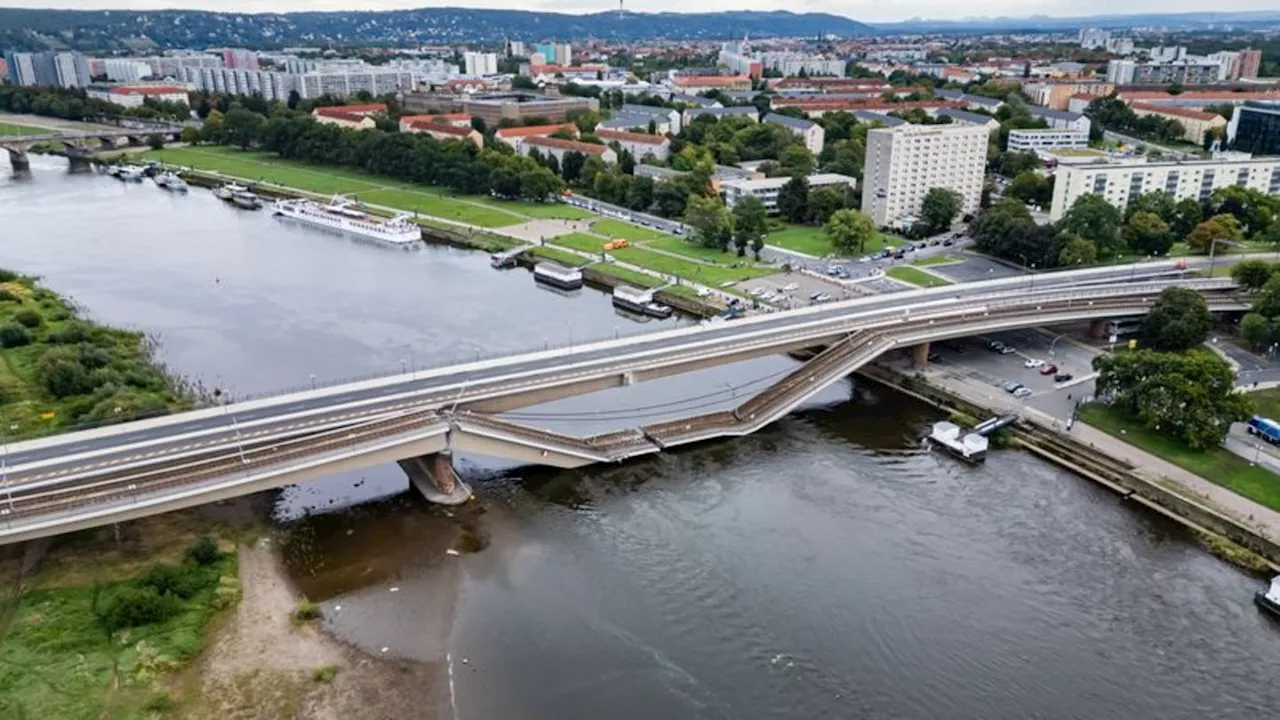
[1248, 388, 1280, 420]
[591, 218, 671, 242]
[592, 262, 664, 288]
[148, 147, 387, 195]
[887, 266, 952, 287]
[551, 232, 610, 254]
[0, 121, 43, 136]
[494, 199, 595, 220]
[643, 235, 769, 267]
[529, 246, 588, 266]
[766, 223, 902, 258]
[355, 188, 523, 228]
[913, 254, 963, 267]
[1078, 403, 1280, 513]
[612, 246, 775, 285]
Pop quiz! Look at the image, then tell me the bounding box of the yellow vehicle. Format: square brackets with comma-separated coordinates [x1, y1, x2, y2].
[602, 239, 631, 251]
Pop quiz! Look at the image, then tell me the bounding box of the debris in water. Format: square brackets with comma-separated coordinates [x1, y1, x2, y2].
[389, 587, 400, 593]
[462, 658, 469, 664]
[334, 605, 342, 611]
[380, 647, 389, 653]
[446, 549, 460, 556]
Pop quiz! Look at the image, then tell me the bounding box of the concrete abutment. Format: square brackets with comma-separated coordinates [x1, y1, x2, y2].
[400, 451, 472, 506]
[4, 147, 30, 173]
[912, 342, 931, 368]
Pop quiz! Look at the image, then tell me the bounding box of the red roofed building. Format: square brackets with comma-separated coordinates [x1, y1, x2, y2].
[400, 119, 483, 148]
[86, 83, 190, 108]
[772, 77, 888, 92]
[311, 103, 387, 129]
[519, 136, 616, 165]
[494, 123, 579, 150]
[594, 128, 671, 162]
[1128, 102, 1227, 144]
[399, 113, 473, 131]
[670, 75, 752, 93]
[1118, 90, 1280, 105]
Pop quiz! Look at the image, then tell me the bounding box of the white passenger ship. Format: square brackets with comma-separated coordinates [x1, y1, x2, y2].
[272, 197, 421, 245]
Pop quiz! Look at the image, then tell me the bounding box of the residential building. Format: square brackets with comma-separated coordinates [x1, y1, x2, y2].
[935, 89, 1006, 112]
[854, 110, 906, 127]
[669, 75, 751, 94]
[936, 108, 1001, 133]
[1023, 79, 1114, 111]
[683, 106, 758, 126]
[1049, 156, 1280, 221]
[222, 49, 259, 71]
[180, 66, 299, 103]
[5, 52, 43, 86]
[760, 52, 846, 78]
[519, 136, 615, 165]
[399, 113, 472, 131]
[1106, 58, 1232, 85]
[463, 52, 498, 77]
[298, 69, 416, 100]
[763, 113, 825, 155]
[1228, 101, 1280, 157]
[1239, 49, 1263, 80]
[51, 52, 91, 88]
[507, 40, 526, 58]
[311, 103, 386, 129]
[1027, 106, 1092, 134]
[721, 173, 856, 214]
[1150, 46, 1187, 62]
[494, 123, 579, 150]
[861, 123, 988, 227]
[461, 92, 597, 126]
[7, 51, 91, 88]
[594, 128, 671, 162]
[102, 59, 152, 83]
[615, 104, 681, 134]
[534, 43, 572, 66]
[86, 83, 189, 108]
[146, 54, 221, 80]
[1127, 102, 1227, 145]
[1007, 128, 1089, 153]
[1078, 28, 1111, 50]
[405, 121, 483, 148]
[1105, 37, 1135, 55]
[672, 93, 720, 109]
[717, 39, 761, 78]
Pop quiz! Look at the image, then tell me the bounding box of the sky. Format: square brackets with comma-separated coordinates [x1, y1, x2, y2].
[0, 0, 1276, 24]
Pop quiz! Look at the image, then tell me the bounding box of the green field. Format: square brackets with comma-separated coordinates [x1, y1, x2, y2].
[592, 262, 664, 288]
[0, 121, 44, 136]
[491, 199, 594, 220]
[886, 266, 952, 287]
[913, 254, 963, 267]
[356, 188, 523, 228]
[1078, 403, 1280, 513]
[1248, 387, 1280, 420]
[551, 232, 611, 254]
[591, 218, 671, 242]
[643, 236, 768, 267]
[611, 246, 774, 285]
[767, 223, 902, 258]
[529, 246, 588, 266]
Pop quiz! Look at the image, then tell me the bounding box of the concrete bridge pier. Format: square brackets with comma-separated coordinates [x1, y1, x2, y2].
[399, 451, 472, 505]
[912, 342, 931, 367]
[65, 149, 93, 173]
[1089, 319, 1109, 339]
[4, 147, 30, 173]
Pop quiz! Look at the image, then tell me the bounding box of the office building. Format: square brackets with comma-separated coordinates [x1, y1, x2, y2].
[1078, 28, 1111, 50]
[1228, 101, 1280, 157]
[721, 173, 856, 214]
[1007, 129, 1089, 153]
[222, 48, 259, 71]
[861, 123, 988, 227]
[763, 113, 825, 155]
[1049, 156, 1280, 221]
[463, 52, 498, 77]
[1128, 103, 1227, 145]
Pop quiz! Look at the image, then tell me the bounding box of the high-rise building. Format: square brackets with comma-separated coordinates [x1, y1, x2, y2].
[222, 48, 259, 71]
[463, 52, 497, 76]
[1078, 28, 1110, 50]
[861, 123, 988, 227]
[1239, 49, 1263, 80]
[1050, 156, 1280, 221]
[507, 40, 526, 58]
[1228, 102, 1280, 157]
[4, 52, 41, 86]
[102, 59, 152, 83]
[534, 43, 571, 66]
[5, 51, 91, 88]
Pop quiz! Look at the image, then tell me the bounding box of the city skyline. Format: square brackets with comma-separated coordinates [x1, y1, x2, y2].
[1, 0, 1279, 25]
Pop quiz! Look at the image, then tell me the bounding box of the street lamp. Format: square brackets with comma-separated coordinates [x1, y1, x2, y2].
[309, 373, 316, 391]
[1208, 237, 1242, 277]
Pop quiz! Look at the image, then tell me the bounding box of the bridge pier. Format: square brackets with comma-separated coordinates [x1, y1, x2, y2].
[399, 451, 472, 505]
[66, 150, 92, 173]
[4, 147, 30, 173]
[1089, 319, 1108, 339]
[912, 342, 931, 367]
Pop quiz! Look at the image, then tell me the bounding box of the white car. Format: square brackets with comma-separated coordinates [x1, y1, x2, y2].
[1013, 387, 1033, 399]
[749, 287, 766, 296]
[782, 283, 799, 291]
[858, 256, 871, 263]
[1024, 358, 1044, 368]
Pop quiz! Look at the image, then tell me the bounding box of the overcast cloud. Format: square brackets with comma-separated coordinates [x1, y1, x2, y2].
[0, 0, 1275, 23]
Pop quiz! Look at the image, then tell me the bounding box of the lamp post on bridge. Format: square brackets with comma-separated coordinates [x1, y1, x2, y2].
[1208, 238, 1242, 278]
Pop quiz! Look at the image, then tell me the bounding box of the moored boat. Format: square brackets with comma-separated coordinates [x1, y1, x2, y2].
[272, 197, 421, 244]
[230, 189, 262, 210]
[612, 285, 672, 318]
[154, 172, 188, 192]
[1256, 576, 1280, 619]
[116, 165, 145, 182]
[214, 183, 247, 201]
[533, 261, 583, 290]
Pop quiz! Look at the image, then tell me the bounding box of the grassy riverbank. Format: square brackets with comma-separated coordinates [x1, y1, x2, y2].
[0, 121, 43, 136]
[1077, 403, 1280, 513]
[0, 270, 190, 439]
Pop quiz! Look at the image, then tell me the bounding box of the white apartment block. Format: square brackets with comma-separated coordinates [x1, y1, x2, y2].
[763, 113, 825, 155]
[463, 52, 498, 77]
[760, 52, 846, 78]
[1078, 28, 1111, 50]
[861, 123, 988, 227]
[1007, 129, 1089, 153]
[720, 173, 857, 214]
[181, 67, 299, 102]
[102, 59, 152, 83]
[1049, 157, 1280, 221]
[298, 69, 416, 99]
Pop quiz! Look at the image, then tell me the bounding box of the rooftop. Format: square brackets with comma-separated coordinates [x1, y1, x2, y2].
[763, 113, 817, 130]
[524, 136, 611, 155]
[1027, 106, 1086, 122]
[495, 123, 578, 138]
[594, 128, 669, 145]
[1128, 102, 1222, 122]
[313, 103, 386, 117]
[672, 75, 750, 87]
[722, 172, 856, 191]
[936, 108, 999, 125]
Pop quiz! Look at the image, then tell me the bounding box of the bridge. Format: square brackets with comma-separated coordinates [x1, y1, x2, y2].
[2, 124, 185, 172]
[0, 263, 1248, 544]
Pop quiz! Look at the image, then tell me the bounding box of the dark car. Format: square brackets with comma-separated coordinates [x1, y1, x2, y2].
[942, 239, 954, 246]
[988, 340, 1005, 352]
[1053, 373, 1073, 382]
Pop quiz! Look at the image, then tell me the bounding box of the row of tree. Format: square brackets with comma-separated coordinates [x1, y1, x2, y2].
[0, 85, 189, 123]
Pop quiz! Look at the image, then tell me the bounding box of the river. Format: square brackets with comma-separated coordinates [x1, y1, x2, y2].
[4, 158, 1280, 719]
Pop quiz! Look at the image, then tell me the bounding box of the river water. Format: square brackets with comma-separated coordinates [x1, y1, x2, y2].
[5, 158, 1280, 719]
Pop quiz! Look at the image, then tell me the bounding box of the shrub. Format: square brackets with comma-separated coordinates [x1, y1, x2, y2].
[0, 268, 17, 283]
[46, 320, 92, 344]
[76, 342, 113, 370]
[312, 665, 339, 684]
[0, 323, 31, 348]
[187, 536, 222, 566]
[138, 563, 205, 599]
[143, 692, 177, 712]
[36, 348, 92, 398]
[100, 586, 181, 631]
[291, 599, 322, 624]
[0, 288, 20, 303]
[14, 308, 42, 328]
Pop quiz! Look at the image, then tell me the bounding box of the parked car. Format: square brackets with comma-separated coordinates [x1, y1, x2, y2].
[988, 340, 1005, 352]
[1054, 373, 1074, 382]
[1003, 381, 1023, 393]
[835, 267, 851, 279]
[942, 239, 954, 246]
[999, 346, 1016, 355]
[1024, 358, 1044, 369]
[1039, 364, 1058, 375]
[1013, 387, 1033, 399]
[782, 283, 799, 291]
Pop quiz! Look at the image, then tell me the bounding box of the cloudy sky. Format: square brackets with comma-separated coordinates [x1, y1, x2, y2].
[0, 0, 1274, 23]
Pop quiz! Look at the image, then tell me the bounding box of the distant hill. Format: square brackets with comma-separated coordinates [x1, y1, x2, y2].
[875, 10, 1280, 33]
[0, 8, 873, 52]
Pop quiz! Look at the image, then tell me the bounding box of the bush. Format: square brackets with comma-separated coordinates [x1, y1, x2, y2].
[0, 322, 31, 348]
[138, 563, 205, 599]
[36, 348, 92, 398]
[14, 308, 42, 328]
[76, 342, 113, 370]
[187, 536, 222, 566]
[100, 586, 181, 631]
[0, 268, 17, 283]
[0, 288, 20, 303]
[46, 320, 92, 344]
[312, 665, 339, 684]
[291, 599, 322, 624]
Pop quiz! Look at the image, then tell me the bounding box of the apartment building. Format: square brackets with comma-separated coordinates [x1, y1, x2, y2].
[311, 104, 386, 129]
[1049, 157, 1280, 221]
[463, 52, 498, 77]
[720, 173, 856, 214]
[519, 136, 616, 165]
[1228, 101, 1280, 157]
[181, 66, 300, 102]
[763, 113, 825, 155]
[222, 48, 259, 71]
[594, 128, 671, 163]
[86, 84, 189, 108]
[1127, 102, 1227, 145]
[102, 59, 152, 83]
[683, 106, 759, 126]
[936, 108, 1002, 133]
[1106, 58, 1229, 85]
[1022, 79, 1114, 111]
[861, 123, 988, 227]
[1026, 106, 1092, 134]
[493, 123, 579, 150]
[600, 104, 681, 135]
[462, 93, 598, 126]
[669, 75, 751, 94]
[298, 69, 416, 100]
[4, 51, 90, 88]
[1007, 128, 1089, 153]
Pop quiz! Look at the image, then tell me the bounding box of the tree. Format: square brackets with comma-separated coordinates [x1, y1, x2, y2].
[1241, 313, 1272, 349]
[807, 185, 848, 225]
[684, 194, 735, 251]
[654, 183, 689, 218]
[0, 323, 31, 348]
[1140, 286, 1213, 351]
[1231, 259, 1275, 291]
[1093, 350, 1251, 450]
[1127, 190, 1177, 224]
[731, 196, 768, 257]
[626, 175, 655, 212]
[920, 187, 962, 234]
[824, 209, 877, 255]
[1122, 211, 1174, 256]
[1170, 197, 1203, 239]
[221, 107, 263, 149]
[992, 151, 1040, 178]
[1057, 234, 1097, 266]
[776, 176, 809, 224]
[560, 151, 586, 184]
[1006, 172, 1053, 208]
[1059, 194, 1123, 258]
[180, 126, 200, 145]
[1185, 213, 1244, 254]
[778, 145, 815, 177]
[199, 109, 224, 144]
[490, 168, 522, 199]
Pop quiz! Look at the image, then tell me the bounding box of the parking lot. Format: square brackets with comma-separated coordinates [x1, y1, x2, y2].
[928, 328, 1101, 421]
[929, 255, 1025, 283]
[732, 272, 863, 310]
